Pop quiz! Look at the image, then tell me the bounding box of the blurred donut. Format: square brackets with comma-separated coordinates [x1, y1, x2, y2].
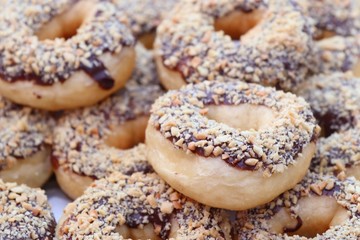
[234, 172, 360, 239]
[0, 96, 54, 187]
[0, 180, 56, 239]
[155, 0, 315, 91]
[56, 172, 231, 239]
[113, 0, 177, 48]
[297, 72, 360, 136]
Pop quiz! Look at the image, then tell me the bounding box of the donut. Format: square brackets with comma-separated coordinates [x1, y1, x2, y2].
[296, 0, 360, 76]
[146, 81, 320, 210]
[297, 0, 360, 38]
[234, 172, 360, 239]
[52, 45, 163, 199]
[0, 96, 54, 188]
[311, 128, 360, 181]
[56, 172, 231, 239]
[155, 0, 316, 91]
[113, 0, 176, 48]
[296, 72, 360, 137]
[0, 180, 56, 239]
[0, 0, 136, 110]
[315, 36, 360, 78]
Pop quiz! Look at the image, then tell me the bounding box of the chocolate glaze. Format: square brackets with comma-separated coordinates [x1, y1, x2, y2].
[123, 164, 153, 176]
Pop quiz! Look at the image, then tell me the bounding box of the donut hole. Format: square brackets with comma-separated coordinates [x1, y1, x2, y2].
[352, 61, 360, 77]
[35, 1, 95, 41]
[104, 116, 149, 150]
[315, 30, 336, 41]
[116, 223, 162, 240]
[214, 9, 264, 40]
[268, 196, 348, 238]
[205, 104, 275, 131]
[139, 33, 156, 49]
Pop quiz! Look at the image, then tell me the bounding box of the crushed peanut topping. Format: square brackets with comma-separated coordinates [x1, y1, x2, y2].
[149, 81, 319, 175]
[57, 172, 230, 239]
[0, 180, 55, 239]
[234, 171, 360, 239]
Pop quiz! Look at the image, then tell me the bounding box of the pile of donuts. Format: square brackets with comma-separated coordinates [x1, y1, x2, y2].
[0, 0, 359, 239]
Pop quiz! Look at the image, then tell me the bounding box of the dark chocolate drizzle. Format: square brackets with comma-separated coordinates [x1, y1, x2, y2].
[283, 216, 303, 233]
[80, 55, 114, 90]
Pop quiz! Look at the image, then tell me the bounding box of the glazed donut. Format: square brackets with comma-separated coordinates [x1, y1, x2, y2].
[234, 172, 360, 239]
[52, 45, 163, 199]
[155, 0, 315, 91]
[0, 180, 56, 239]
[113, 0, 176, 48]
[56, 172, 231, 239]
[0, 96, 54, 187]
[295, 0, 360, 77]
[297, 72, 360, 137]
[146, 81, 320, 210]
[0, 0, 135, 110]
[315, 36, 360, 77]
[311, 128, 360, 181]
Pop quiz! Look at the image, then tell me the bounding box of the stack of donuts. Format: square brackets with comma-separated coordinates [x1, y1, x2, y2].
[0, 0, 359, 239]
